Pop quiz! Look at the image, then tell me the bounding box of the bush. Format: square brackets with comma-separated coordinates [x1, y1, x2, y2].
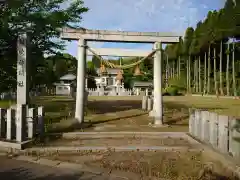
[237, 88, 240, 96]
[168, 75, 187, 92]
[162, 88, 169, 96]
[165, 86, 179, 96]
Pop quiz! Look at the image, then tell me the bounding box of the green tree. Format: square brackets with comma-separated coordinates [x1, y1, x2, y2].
[0, 0, 88, 91]
[183, 27, 194, 93]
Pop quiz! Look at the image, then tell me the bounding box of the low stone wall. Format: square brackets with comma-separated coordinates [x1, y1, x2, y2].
[188, 94, 240, 99]
[87, 88, 136, 96]
[0, 105, 45, 149]
[189, 109, 240, 159]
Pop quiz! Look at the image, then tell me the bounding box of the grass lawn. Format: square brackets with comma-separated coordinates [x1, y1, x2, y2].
[0, 100, 15, 108]
[0, 95, 239, 132]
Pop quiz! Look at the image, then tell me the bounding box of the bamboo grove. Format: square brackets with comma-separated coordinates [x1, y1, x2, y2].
[163, 0, 240, 96]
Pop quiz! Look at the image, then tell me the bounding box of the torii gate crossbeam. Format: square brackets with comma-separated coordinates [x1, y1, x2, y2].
[87, 48, 152, 57]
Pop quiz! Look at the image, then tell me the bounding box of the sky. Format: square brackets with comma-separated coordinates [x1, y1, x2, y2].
[62, 0, 226, 59]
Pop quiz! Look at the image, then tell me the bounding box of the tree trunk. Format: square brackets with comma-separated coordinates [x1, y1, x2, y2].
[166, 54, 169, 87]
[232, 41, 237, 97]
[203, 52, 207, 95]
[178, 56, 181, 79]
[226, 43, 230, 96]
[193, 59, 196, 93]
[170, 62, 172, 78]
[189, 55, 192, 93]
[198, 56, 201, 93]
[173, 61, 175, 78]
[187, 58, 189, 93]
[207, 45, 211, 94]
[219, 41, 224, 95]
[214, 47, 218, 96]
[195, 58, 199, 93]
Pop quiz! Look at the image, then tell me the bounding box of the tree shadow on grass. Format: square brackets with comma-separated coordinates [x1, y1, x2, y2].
[36, 98, 226, 146]
[0, 167, 92, 180]
[44, 100, 225, 134]
[46, 112, 147, 134]
[39, 97, 227, 126]
[163, 101, 226, 111]
[87, 100, 142, 114]
[34, 112, 148, 146]
[88, 100, 227, 115]
[165, 115, 189, 126]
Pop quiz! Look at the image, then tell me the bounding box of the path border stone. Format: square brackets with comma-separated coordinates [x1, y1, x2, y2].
[0, 139, 32, 150]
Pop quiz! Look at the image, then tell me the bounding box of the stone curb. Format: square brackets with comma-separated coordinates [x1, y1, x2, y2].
[28, 146, 200, 152]
[60, 131, 188, 139]
[62, 131, 186, 135]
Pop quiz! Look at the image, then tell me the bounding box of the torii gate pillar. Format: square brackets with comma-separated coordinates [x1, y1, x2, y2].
[151, 42, 163, 125]
[75, 39, 87, 123]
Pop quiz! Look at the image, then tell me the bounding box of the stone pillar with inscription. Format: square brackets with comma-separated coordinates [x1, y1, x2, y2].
[17, 33, 29, 105]
[16, 34, 29, 142]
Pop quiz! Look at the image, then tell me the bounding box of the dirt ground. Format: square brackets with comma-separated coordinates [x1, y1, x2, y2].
[43, 150, 239, 180]
[23, 96, 240, 179]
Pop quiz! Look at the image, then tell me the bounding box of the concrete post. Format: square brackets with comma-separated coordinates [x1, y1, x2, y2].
[218, 115, 229, 153]
[209, 112, 218, 148]
[194, 110, 201, 138]
[16, 104, 27, 142]
[145, 88, 149, 96]
[27, 108, 36, 138]
[85, 78, 88, 89]
[37, 106, 45, 136]
[75, 39, 87, 123]
[153, 42, 163, 125]
[0, 108, 6, 138]
[142, 96, 147, 110]
[229, 117, 240, 158]
[201, 111, 210, 143]
[136, 88, 140, 96]
[189, 109, 195, 135]
[147, 97, 153, 111]
[6, 108, 14, 140]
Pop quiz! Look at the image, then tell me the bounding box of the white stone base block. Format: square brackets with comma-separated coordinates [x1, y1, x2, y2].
[218, 115, 229, 153]
[209, 112, 218, 148]
[229, 118, 240, 158]
[142, 96, 147, 110]
[149, 110, 155, 117]
[147, 97, 153, 111]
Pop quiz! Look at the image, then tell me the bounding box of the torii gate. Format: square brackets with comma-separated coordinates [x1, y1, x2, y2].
[60, 27, 181, 126]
